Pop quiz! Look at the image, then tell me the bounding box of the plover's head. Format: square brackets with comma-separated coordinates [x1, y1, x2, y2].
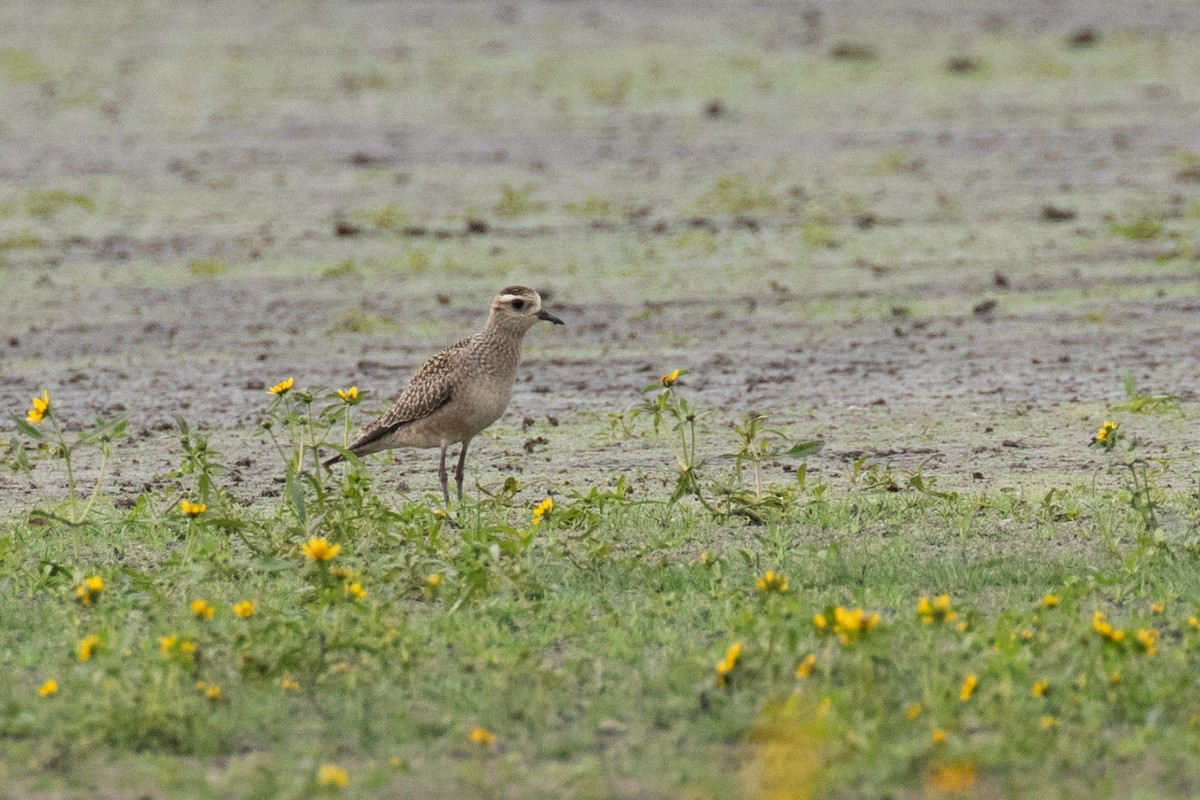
[489, 286, 564, 330]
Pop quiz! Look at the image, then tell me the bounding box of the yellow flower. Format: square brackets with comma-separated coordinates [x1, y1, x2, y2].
[531, 497, 554, 526]
[715, 642, 743, 688]
[281, 675, 300, 691]
[159, 634, 178, 657]
[1189, 616, 1200, 631]
[931, 728, 948, 745]
[179, 499, 207, 517]
[1032, 679, 1050, 698]
[1150, 602, 1165, 614]
[233, 600, 256, 618]
[1092, 610, 1125, 643]
[1110, 672, 1123, 685]
[191, 599, 215, 619]
[832, 606, 880, 644]
[795, 654, 816, 679]
[180, 640, 197, 656]
[906, 703, 923, 721]
[469, 726, 496, 746]
[755, 570, 789, 594]
[268, 376, 295, 395]
[660, 369, 682, 387]
[317, 763, 349, 789]
[345, 582, 366, 602]
[75, 575, 105, 606]
[1135, 628, 1158, 656]
[38, 679, 58, 698]
[336, 386, 360, 404]
[925, 762, 977, 795]
[813, 613, 829, 633]
[77, 634, 100, 662]
[25, 390, 51, 424]
[301, 537, 341, 562]
[959, 673, 978, 702]
[917, 594, 958, 624]
[1095, 420, 1118, 443]
[196, 681, 222, 701]
[1042, 594, 1060, 608]
[426, 573, 442, 588]
[1040, 715, 1058, 730]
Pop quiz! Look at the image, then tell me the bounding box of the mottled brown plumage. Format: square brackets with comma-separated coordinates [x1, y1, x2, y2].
[324, 286, 564, 504]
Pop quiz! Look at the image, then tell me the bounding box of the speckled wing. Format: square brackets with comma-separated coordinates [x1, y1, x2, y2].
[344, 337, 471, 454]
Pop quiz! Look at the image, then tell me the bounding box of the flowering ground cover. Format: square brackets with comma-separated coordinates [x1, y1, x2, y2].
[3, 381, 1200, 798]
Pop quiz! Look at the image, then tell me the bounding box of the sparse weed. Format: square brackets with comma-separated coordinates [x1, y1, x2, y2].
[693, 174, 780, 216]
[1110, 214, 1164, 240]
[493, 183, 547, 218]
[1110, 374, 1181, 415]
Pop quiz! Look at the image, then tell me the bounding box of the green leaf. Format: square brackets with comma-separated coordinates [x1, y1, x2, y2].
[782, 440, 825, 458]
[12, 416, 44, 440]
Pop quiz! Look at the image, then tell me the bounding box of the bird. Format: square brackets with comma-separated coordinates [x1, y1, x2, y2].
[323, 286, 564, 504]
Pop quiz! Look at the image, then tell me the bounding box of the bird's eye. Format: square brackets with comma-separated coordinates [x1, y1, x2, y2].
[511, 298, 526, 310]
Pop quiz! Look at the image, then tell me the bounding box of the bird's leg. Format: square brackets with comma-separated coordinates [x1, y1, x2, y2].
[455, 439, 471, 502]
[437, 443, 450, 506]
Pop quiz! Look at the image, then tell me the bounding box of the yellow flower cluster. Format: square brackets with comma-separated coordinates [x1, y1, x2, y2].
[531, 497, 554, 526]
[925, 762, 977, 795]
[317, 763, 349, 789]
[26, 390, 51, 425]
[345, 582, 367, 603]
[302, 537, 341, 562]
[755, 570, 789, 594]
[75, 575, 105, 606]
[1031, 679, 1050, 698]
[180, 499, 207, 517]
[1092, 610, 1125, 643]
[233, 600, 256, 618]
[1042, 594, 1061, 608]
[715, 642, 743, 688]
[917, 594, 958, 624]
[160, 633, 197, 659]
[1135, 628, 1158, 656]
[469, 727, 497, 746]
[1094, 420, 1118, 443]
[959, 673, 978, 702]
[38, 679, 58, 698]
[794, 654, 816, 679]
[77, 634, 101, 662]
[660, 369, 682, 387]
[195, 681, 222, 701]
[191, 599, 215, 619]
[336, 386, 360, 404]
[268, 377, 295, 395]
[815, 607, 881, 645]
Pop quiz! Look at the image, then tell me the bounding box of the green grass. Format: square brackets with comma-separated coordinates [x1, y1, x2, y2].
[3, 390, 1200, 799]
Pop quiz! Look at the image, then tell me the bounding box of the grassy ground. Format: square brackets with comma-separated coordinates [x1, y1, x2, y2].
[3, 0, 1200, 797]
[3, 384, 1200, 799]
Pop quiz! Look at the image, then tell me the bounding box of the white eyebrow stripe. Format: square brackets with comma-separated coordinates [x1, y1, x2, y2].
[499, 294, 526, 304]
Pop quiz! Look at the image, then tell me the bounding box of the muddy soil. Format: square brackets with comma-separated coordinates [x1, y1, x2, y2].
[1, 0, 1198, 508]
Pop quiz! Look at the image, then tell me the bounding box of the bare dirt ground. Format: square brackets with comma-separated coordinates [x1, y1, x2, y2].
[1, 0, 1198, 508]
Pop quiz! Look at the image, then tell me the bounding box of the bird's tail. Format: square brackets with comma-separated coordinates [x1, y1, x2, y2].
[322, 452, 346, 467]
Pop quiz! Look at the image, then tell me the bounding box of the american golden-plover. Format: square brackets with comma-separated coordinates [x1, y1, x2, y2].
[323, 286, 564, 503]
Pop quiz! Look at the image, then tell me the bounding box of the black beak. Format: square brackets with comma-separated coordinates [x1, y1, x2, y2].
[536, 309, 564, 325]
